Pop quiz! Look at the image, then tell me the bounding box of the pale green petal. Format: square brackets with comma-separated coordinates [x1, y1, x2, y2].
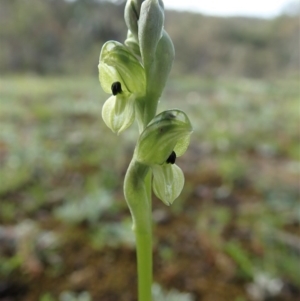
[174, 133, 192, 157]
[134, 110, 193, 165]
[98, 41, 145, 95]
[152, 164, 184, 206]
[102, 94, 135, 134]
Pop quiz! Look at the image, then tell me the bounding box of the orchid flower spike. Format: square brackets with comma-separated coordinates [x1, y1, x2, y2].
[98, 1, 192, 299]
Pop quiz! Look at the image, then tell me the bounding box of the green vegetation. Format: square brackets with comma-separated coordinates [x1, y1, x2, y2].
[0, 0, 299, 77]
[0, 75, 299, 300]
[0, 0, 299, 300]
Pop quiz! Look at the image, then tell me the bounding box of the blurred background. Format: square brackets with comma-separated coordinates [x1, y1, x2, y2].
[0, 0, 299, 300]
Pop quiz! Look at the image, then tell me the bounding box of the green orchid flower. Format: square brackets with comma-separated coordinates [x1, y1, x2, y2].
[134, 109, 192, 205]
[98, 40, 146, 134]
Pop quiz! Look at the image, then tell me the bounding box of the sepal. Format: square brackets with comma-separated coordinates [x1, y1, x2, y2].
[134, 110, 192, 165]
[152, 164, 184, 205]
[98, 41, 145, 95]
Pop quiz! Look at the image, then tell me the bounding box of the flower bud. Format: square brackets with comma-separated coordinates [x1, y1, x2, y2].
[147, 30, 175, 98]
[124, 0, 142, 37]
[152, 163, 184, 205]
[98, 41, 145, 96]
[138, 0, 164, 69]
[134, 109, 192, 165]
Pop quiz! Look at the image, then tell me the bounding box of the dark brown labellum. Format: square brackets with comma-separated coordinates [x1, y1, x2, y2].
[166, 151, 176, 164]
[111, 82, 122, 95]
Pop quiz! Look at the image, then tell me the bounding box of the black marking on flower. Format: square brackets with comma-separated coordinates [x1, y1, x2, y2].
[166, 112, 176, 119]
[111, 82, 122, 95]
[166, 151, 176, 164]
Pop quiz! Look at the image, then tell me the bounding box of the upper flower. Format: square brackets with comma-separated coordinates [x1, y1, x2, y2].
[99, 40, 145, 95]
[98, 41, 146, 134]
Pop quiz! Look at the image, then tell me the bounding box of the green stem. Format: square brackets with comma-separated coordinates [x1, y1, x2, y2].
[136, 217, 152, 301]
[143, 99, 157, 127]
[124, 160, 152, 301]
[143, 88, 160, 127]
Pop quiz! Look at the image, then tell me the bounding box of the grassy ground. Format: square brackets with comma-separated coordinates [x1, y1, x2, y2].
[0, 75, 299, 301]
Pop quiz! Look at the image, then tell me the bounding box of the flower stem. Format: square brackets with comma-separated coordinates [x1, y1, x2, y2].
[124, 160, 152, 301]
[135, 223, 152, 301]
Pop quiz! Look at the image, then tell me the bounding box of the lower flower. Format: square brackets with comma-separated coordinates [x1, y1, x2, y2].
[133, 109, 192, 205]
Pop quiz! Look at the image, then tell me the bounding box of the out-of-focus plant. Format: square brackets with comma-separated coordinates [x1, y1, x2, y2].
[90, 219, 135, 249]
[39, 291, 92, 301]
[98, 1, 192, 300]
[39, 291, 91, 301]
[54, 190, 113, 225]
[152, 283, 195, 301]
[59, 291, 91, 301]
